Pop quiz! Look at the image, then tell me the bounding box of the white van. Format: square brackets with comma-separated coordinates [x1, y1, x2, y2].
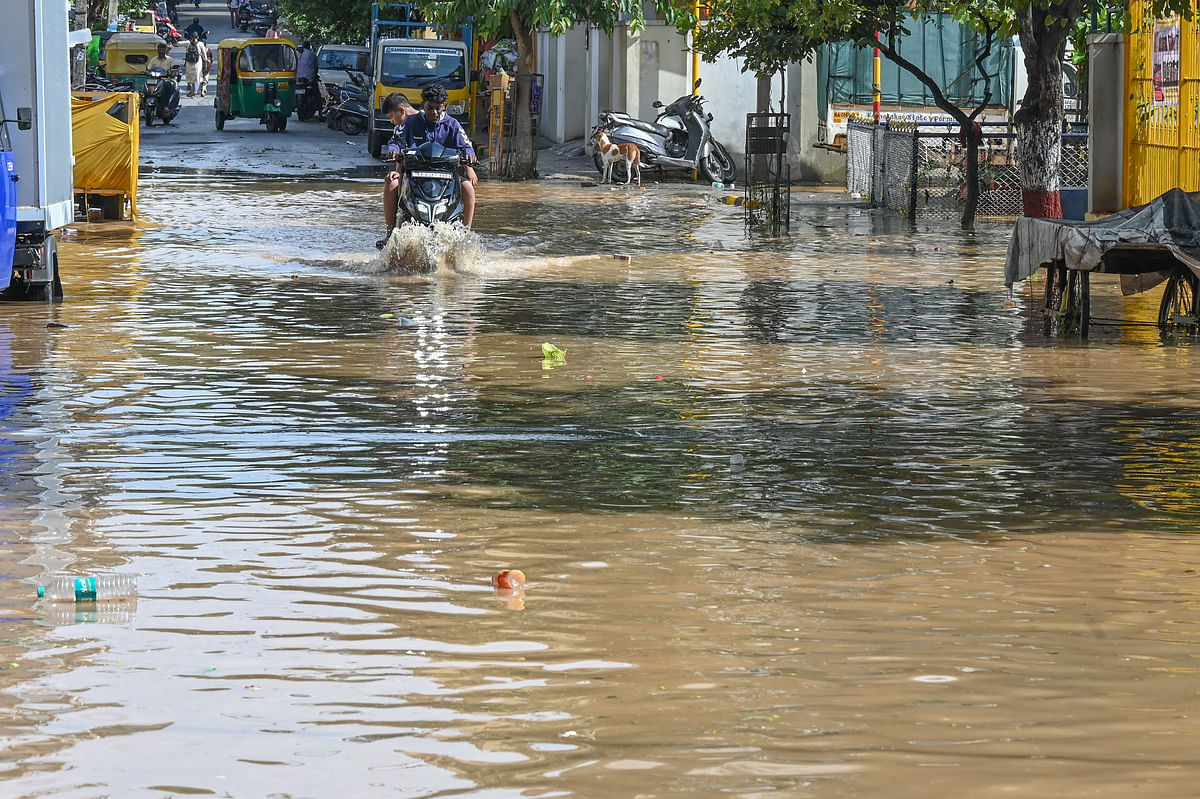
[316, 44, 369, 85]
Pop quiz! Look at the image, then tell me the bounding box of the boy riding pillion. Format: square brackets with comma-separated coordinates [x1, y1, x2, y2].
[378, 84, 478, 248]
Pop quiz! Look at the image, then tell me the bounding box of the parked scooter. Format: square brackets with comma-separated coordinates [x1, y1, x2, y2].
[392, 142, 465, 226]
[324, 72, 371, 135]
[153, 6, 182, 44]
[591, 79, 736, 184]
[141, 65, 182, 126]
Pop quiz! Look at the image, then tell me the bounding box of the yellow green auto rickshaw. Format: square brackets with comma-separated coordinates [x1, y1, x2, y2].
[214, 38, 298, 132]
[104, 32, 169, 92]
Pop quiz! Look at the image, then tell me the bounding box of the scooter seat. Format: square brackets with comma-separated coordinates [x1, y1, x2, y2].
[606, 113, 675, 140]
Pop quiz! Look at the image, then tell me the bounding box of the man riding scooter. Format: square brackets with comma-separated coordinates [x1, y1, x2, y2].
[378, 84, 478, 248]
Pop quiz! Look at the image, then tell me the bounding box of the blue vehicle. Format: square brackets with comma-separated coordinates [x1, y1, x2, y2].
[0, 92, 15, 295]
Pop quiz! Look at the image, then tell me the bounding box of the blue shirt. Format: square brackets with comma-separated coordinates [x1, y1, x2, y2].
[386, 112, 475, 160]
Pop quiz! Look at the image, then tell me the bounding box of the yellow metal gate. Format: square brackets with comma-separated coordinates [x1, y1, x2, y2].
[1123, 0, 1200, 206]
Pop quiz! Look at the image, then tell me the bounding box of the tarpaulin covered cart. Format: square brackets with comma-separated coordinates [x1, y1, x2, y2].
[1004, 188, 1200, 337]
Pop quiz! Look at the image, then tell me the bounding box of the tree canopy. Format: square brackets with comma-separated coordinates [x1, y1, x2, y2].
[273, 0, 375, 43]
[419, 0, 681, 177]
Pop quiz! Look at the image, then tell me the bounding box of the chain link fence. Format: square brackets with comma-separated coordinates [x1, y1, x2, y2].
[847, 119, 1089, 221]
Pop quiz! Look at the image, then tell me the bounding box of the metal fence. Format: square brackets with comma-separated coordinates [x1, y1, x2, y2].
[745, 113, 790, 234]
[847, 119, 1089, 220]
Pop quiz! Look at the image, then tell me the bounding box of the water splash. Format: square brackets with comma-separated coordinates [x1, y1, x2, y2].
[367, 221, 485, 275]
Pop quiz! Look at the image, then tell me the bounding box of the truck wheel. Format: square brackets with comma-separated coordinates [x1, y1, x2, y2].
[215, 104, 225, 130]
[368, 125, 381, 159]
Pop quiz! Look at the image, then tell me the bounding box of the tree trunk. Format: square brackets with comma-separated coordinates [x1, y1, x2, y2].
[1014, 3, 1081, 218]
[964, 130, 980, 228]
[506, 13, 537, 180]
[876, 38, 982, 229]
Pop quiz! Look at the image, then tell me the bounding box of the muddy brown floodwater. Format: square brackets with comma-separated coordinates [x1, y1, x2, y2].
[2, 172, 1200, 799]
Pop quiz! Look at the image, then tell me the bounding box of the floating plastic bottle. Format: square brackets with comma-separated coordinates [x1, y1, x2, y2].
[36, 574, 137, 602]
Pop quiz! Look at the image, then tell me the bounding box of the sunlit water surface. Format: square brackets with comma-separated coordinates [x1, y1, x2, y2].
[2, 174, 1199, 799]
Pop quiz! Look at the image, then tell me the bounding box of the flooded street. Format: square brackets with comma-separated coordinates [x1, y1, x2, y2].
[3, 172, 1200, 798]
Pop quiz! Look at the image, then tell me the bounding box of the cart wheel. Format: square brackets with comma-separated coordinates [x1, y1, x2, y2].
[1042, 262, 1065, 336]
[215, 104, 225, 130]
[1062, 268, 1090, 338]
[1157, 270, 1200, 334]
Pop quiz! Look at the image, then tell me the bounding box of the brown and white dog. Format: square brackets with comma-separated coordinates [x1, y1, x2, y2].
[592, 129, 642, 186]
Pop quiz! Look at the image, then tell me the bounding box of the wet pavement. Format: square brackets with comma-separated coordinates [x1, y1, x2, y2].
[4, 6, 1200, 796]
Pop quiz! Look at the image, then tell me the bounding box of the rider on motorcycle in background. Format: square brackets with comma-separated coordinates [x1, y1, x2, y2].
[378, 84, 478, 248]
[147, 42, 174, 73]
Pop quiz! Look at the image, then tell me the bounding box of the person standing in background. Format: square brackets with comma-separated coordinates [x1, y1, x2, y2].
[265, 20, 282, 38]
[198, 39, 213, 97]
[228, 0, 241, 28]
[183, 33, 202, 98]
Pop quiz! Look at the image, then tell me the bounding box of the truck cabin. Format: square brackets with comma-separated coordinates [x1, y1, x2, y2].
[376, 41, 469, 120]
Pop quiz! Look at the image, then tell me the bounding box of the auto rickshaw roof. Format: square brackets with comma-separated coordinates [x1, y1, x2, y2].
[219, 37, 297, 50]
[107, 31, 169, 48]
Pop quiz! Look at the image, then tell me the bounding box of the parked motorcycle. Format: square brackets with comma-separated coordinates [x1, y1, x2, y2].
[295, 77, 324, 121]
[392, 142, 465, 226]
[238, 2, 274, 35]
[591, 79, 736, 184]
[324, 73, 370, 135]
[83, 69, 134, 93]
[156, 21, 182, 44]
[141, 65, 182, 126]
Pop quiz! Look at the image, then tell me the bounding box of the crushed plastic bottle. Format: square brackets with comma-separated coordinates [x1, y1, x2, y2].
[711, 181, 725, 191]
[36, 574, 137, 602]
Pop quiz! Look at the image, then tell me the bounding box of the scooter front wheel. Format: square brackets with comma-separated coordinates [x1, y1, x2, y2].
[339, 116, 366, 136]
[593, 151, 627, 184]
[700, 141, 737, 184]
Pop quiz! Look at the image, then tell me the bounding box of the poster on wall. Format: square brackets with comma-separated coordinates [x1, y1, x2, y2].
[1153, 16, 1181, 106]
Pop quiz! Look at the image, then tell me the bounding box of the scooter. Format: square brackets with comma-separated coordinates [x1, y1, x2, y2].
[141, 65, 182, 126]
[393, 142, 465, 226]
[591, 79, 736, 184]
[324, 75, 370, 135]
[157, 21, 182, 44]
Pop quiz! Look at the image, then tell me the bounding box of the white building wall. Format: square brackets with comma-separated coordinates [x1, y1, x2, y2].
[536, 27, 589, 142]
[541, 23, 846, 184]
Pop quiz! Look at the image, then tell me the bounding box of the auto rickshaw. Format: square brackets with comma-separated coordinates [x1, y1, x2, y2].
[214, 38, 298, 132]
[104, 32, 169, 92]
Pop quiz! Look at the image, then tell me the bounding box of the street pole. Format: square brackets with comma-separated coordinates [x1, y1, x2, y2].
[873, 32, 881, 123]
[692, 0, 701, 93]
